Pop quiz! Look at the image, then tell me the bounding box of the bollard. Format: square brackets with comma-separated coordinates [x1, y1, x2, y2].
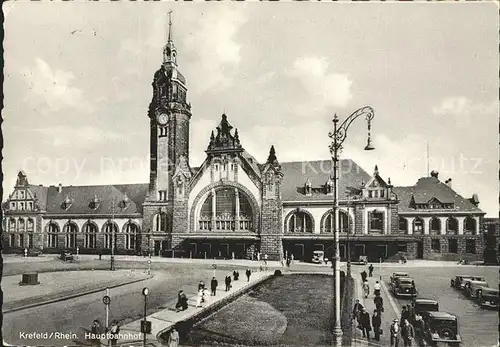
[232, 252, 235, 260]
[204, 252, 207, 260]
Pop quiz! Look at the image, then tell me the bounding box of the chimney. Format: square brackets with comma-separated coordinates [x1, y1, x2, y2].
[430, 170, 439, 179]
[57, 184, 62, 193]
[445, 178, 452, 188]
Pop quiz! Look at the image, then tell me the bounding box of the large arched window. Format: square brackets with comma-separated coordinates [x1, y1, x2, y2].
[103, 221, 118, 249]
[47, 222, 59, 248]
[152, 213, 168, 232]
[464, 216, 476, 234]
[198, 188, 254, 231]
[430, 217, 441, 233]
[413, 217, 424, 234]
[124, 222, 140, 250]
[83, 222, 98, 249]
[323, 210, 349, 233]
[63, 221, 78, 248]
[287, 210, 313, 233]
[446, 217, 458, 234]
[398, 217, 408, 233]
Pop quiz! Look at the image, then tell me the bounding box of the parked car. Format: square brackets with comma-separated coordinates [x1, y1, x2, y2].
[450, 275, 484, 289]
[312, 250, 325, 264]
[391, 277, 417, 298]
[390, 272, 409, 285]
[463, 279, 490, 298]
[27, 248, 43, 257]
[358, 255, 368, 264]
[59, 251, 74, 262]
[420, 311, 462, 346]
[477, 286, 499, 309]
[412, 298, 439, 316]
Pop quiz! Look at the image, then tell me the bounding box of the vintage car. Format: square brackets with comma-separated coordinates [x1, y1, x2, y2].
[311, 250, 325, 264]
[463, 279, 490, 298]
[412, 298, 439, 316]
[26, 248, 43, 257]
[477, 286, 499, 308]
[59, 251, 75, 262]
[419, 311, 462, 346]
[390, 272, 409, 284]
[392, 277, 417, 298]
[450, 275, 485, 289]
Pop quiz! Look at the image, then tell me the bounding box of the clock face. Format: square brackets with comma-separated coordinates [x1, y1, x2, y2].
[157, 113, 169, 126]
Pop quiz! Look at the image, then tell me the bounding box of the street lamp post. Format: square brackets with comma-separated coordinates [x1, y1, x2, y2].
[110, 198, 116, 271]
[142, 287, 149, 347]
[346, 195, 351, 278]
[329, 106, 375, 346]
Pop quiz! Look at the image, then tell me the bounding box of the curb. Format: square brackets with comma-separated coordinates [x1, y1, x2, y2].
[156, 273, 274, 344]
[4, 274, 154, 314]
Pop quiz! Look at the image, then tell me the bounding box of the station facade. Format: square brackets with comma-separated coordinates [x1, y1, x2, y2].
[2, 22, 486, 262]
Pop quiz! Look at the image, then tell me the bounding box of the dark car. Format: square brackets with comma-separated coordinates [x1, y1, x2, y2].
[392, 277, 417, 298]
[420, 311, 462, 346]
[59, 251, 74, 262]
[412, 298, 439, 316]
[27, 248, 43, 257]
[477, 286, 500, 309]
[390, 272, 409, 285]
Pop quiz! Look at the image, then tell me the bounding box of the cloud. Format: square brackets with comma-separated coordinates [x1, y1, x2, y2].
[26, 125, 125, 148]
[183, 8, 247, 92]
[287, 56, 353, 116]
[432, 97, 498, 127]
[20, 58, 94, 114]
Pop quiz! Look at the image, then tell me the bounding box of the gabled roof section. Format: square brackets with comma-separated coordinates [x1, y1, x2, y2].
[394, 177, 483, 213]
[43, 183, 149, 215]
[281, 159, 371, 201]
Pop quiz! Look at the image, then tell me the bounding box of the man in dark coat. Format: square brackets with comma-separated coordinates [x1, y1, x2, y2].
[360, 309, 371, 339]
[198, 280, 205, 291]
[369, 264, 374, 277]
[245, 269, 252, 282]
[361, 270, 368, 283]
[372, 310, 382, 341]
[225, 275, 232, 291]
[401, 319, 415, 346]
[374, 295, 384, 313]
[233, 270, 239, 281]
[400, 306, 410, 326]
[352, 299, 364, 323]
[210, 277, 218, 296]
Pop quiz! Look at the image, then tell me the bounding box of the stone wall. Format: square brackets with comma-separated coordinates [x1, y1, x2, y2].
[422, 235, 483, 261]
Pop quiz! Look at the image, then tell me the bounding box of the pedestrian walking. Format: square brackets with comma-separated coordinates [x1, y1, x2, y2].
[89, 319, 102, 346]
[352, 299, 364, 323]
[195, 289, 203, 308]
[286, 258, 291, 268]
[198, 280, 205, 291]
[371, 310, 382, 341]
[359, 308, 372, 339]
[361, 270, 368, 283]
[257, 252, 261, 261]
[373, 280, 381, 297]
[210, 277, 218, 296]
[390, 319, 401, 347]
[280, 257, 285, 267]
[374, 295, 384, 313]
[264, 253, 268, 267]
[369, 264, 374, 277]
[108, 320, 120, 347]
[401, 319, 415, 346]
[233, 270, 239, 281]
[175, 290, 188, 312]
[168, 327, 180, 347]
[225, 275, 232, 291]
[362, 280, 370, 298]
[400, 306, 410, 326]
[245, 268, 252, 282]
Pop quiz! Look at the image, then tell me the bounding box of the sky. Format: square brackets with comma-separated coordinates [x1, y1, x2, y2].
[2, 3, 498, 216]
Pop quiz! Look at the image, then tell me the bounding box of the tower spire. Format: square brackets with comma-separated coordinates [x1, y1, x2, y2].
[167, 10, 173, 42]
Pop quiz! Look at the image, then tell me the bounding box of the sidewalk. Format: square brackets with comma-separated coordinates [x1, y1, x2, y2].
[351, 274, 400, 346]
[116, 269, 274, 347]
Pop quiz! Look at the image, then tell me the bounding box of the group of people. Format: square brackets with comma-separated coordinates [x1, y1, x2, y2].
[88, 319, 120, 346]
[352, 300, 384, 341]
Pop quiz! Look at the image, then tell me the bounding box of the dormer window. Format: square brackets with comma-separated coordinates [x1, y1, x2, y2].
[20, 202, 25, 210]
[62, 196, 73, 210]
[10, 202, 16, 210]
[326, 179, 334, 195]
[305, 179, 312, 196]
[89, 195, 100, 210]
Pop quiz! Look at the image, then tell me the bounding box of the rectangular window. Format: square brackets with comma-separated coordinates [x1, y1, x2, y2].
[10, 234, 16, 247]
[28, 202, 33, 210]
[448, 239, 458, 253]
[10, 202, 16, 210]
[380, 190, 385, 198]
[20, 202, 25, 210]
[465, 239, 476, 254]
[369, 212, 384, 233]
[397, 243, 408, 252]
[159, 191, 167, 201]
[368, 191, 373, 198]
[431, 238, 440, 252]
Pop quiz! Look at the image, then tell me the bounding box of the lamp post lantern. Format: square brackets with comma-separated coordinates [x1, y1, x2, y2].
[328, 106, 375, 345]
[142, 287, 150, 347]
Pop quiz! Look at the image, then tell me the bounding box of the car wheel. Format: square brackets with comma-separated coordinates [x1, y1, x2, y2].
[438, 328, 453, 340]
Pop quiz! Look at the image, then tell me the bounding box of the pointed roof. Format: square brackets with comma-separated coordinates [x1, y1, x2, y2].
[206, 114, 243, 155]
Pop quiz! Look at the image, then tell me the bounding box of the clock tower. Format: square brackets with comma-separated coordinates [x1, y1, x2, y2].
[143, 13, 191, 245]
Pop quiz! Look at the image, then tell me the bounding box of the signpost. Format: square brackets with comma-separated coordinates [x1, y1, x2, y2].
[76, 247, 80, 260]
[103, 288, 110, 331]
[147, 259, 152, 276]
